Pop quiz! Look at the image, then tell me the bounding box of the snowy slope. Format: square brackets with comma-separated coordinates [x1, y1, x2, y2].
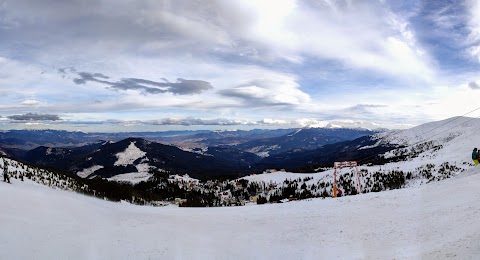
[293, 116, 480, 193]
[375, 116, 480, 155]
[107, 171, 153, 184]
[2, 169, 480, 259]
[372, 117, 480, 170]
[77, 165, 104, 178]
[114, 141, 147, 166]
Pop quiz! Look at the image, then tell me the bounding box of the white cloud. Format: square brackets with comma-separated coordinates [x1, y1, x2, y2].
[1, 1, 435, 81]
[260, 118, 288, 124]
[218, 70, 310, 106]
[295, 118, 343, 129]
[0, 1, 474, 131]
[466, 0, 480, 61]
[20, 99, 41, 106]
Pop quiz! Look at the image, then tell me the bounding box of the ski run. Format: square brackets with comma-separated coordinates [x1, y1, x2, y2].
[1, 167, 480, 259]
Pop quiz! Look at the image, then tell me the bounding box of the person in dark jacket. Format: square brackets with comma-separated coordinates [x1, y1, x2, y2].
[3, 171, 10, 183]
[337, 188, 343, 197]
[473, 148, 479, 166]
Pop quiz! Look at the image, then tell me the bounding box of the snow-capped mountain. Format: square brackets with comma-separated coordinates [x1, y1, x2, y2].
[367, 116, 480, 171]
[7, 116, 479, 187]
[259, 117, 479, 183]
[68, 138, 254, 181]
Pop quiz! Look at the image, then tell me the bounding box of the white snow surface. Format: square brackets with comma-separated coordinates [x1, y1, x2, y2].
[285, 116, 480, 190]
[168, 174, 199, 184]
[243, 171, 323, 184]
[76, 165, 104, 178]
[107, 171, 153, 184]
[376, 116, 478, 146]
[114, 141, 146, 166]
[2, 170, 480, 259]
[106, 163, 155, 184]
[287, 129, 302, 136]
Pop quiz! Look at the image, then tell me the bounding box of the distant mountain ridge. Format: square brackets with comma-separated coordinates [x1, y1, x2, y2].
[0, 127, 382, 181]
[15, 138, 259, 180]
[70, 138, 249, 179]
[233, 128, 377, 157]
[0, 129, 210, 150]
[0, 127, 376, 151]
[258, 116, 480, 172]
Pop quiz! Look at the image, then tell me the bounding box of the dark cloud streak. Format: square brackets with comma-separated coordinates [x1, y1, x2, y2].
[73, 72, 212, 95]
[469, 81, 480, 90]
[8, 113, 61, 121]
[146, 117, 249, 126]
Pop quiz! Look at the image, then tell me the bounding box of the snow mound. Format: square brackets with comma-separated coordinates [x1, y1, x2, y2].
[107, 162, 155, 184]
[107, 172, 153, 184]
[114, 142, 146, 166]
[77, 165, 104, 178]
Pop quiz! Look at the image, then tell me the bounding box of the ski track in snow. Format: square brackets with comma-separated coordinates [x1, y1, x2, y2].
[114, 142, 146, 166]
[2, 170, 480, 259]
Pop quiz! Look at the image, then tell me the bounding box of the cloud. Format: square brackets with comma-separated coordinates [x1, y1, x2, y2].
[1, 1, 435, 81]
[20, 99, 41, 106]
[348, 104, 387, 110]
[107, 117, 293, 126]
[466, 0, 480, 62]
[145, 117, 254, 126]
[73, 72, 212, 95]
[0, 1, 476, 131]
[259, 118, 288, 124]
[58, 67, 76, 76]
[469, 81, 480, 89]
[73, 72, 110, 85]
[294, 118, 396, 130]
[7, 113, 61, 121]
[110, 116, 393, 129]
[218, 74, 310, 106]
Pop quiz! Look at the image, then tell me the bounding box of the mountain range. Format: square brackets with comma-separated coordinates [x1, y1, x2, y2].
[0, 127, 378, 180]
[3, 117, 477, 183]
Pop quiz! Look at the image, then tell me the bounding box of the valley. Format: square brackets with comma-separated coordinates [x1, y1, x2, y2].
[1, 117, 478, 207]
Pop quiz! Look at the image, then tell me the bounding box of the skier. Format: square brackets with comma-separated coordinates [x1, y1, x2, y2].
[3, 171, 10, 183]
[337, 188, 343, 197]
[473, 148, 479, 166]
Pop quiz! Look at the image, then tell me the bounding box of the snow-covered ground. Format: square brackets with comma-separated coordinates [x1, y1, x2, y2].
[240, 117, 480, 197]
[77, 165, 104, 178]
[2, 169, 480, 259]
[107, 171, 153, 184]
[114, 141, 146, 166]
[105, 162, 155, 184]
[243, 171, 323, 184]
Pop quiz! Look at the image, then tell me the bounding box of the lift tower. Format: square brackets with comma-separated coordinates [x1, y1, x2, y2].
[333, 161, 362, 198]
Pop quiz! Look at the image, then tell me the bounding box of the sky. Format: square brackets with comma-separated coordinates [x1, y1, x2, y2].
[1, 0, 480, 132]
